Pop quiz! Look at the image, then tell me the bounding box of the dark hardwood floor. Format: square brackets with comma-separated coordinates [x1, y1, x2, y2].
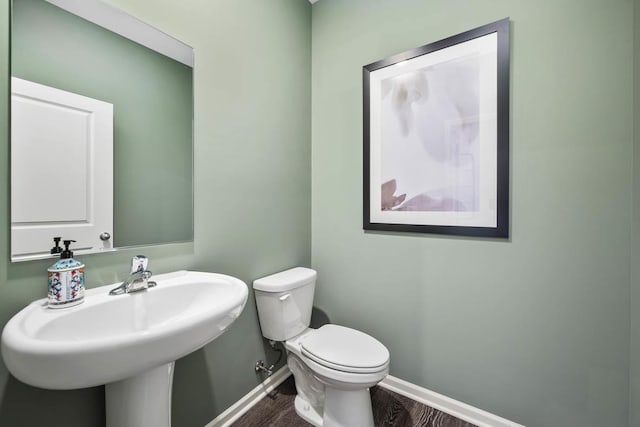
[231, 376, 477, 427]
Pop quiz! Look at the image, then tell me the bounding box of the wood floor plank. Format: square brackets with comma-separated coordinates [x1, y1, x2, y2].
[231, 377, 477, 427]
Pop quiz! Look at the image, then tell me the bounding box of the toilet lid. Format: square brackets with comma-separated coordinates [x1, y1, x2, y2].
[301, 324, 389, 373]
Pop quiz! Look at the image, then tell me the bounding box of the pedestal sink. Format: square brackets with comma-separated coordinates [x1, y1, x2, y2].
[1, 270, 248, 427]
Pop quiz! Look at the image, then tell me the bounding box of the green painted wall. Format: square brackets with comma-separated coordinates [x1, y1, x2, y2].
[632, 0, 640, 425]
[12, 0, 193, 248]
[311, 1, 632, 427]
[0, 0, 311, 426]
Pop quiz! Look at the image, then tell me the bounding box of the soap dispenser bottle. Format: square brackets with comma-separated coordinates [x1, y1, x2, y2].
[47, 239, 85, 308]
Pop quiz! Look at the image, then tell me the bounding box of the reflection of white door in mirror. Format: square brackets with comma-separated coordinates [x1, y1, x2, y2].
[11, 77, 113, 261]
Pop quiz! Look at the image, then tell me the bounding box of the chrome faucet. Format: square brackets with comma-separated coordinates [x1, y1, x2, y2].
[109, 255, 157, 295]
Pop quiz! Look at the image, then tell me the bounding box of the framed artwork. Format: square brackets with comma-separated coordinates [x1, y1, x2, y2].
[363, 18, 510, 237]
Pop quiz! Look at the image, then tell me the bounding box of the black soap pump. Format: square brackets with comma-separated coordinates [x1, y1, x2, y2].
[60, 239, 76, 259]
[50, 237, 62, 255]
[47, 239, 86, 309]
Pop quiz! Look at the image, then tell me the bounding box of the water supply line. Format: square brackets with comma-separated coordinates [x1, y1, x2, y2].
[254, 340, 283, 377]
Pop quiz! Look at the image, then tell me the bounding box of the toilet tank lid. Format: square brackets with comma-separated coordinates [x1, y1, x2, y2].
[253, 267, 317, 292]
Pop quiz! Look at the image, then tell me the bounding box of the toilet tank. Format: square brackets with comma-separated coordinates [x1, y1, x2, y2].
[253, 267, 316, 342]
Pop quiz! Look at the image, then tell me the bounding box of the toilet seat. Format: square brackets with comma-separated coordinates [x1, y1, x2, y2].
[300, 324, 389, 374]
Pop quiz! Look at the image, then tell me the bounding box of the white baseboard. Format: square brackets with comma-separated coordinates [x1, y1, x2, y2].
[205, 365, 292, 427]
[206, 367, 524, 427]
[379, 375, 525, 427]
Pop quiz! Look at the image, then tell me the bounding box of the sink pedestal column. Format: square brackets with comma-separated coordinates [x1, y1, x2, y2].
[105, 362, 175, 427]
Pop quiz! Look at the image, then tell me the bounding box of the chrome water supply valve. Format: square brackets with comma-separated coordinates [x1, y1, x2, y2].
[255, 360, 274, 376]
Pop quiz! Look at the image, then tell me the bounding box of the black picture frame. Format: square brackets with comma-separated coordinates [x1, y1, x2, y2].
[363, 18, 510, 238]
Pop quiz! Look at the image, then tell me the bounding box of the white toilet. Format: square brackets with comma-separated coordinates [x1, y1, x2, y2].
[253, 267, 389, 427]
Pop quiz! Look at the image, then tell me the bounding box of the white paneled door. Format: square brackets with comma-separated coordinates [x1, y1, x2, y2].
[11, 77, 113, 260]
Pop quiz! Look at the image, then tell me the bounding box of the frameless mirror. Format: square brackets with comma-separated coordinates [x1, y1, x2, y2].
[10, 0, 194, 261]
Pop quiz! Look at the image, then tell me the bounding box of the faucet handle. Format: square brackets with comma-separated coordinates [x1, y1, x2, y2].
[130, 255, 148, 274]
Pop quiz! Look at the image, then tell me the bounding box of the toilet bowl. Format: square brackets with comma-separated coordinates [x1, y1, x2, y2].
[253, 268, 390, 427]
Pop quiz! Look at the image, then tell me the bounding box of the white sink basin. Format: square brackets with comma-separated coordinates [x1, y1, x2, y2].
[1, 270, 248, 390]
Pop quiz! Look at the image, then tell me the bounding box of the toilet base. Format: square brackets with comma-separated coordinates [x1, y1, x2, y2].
[293, 386, 375, 427]
[323, 386, 374, 427]
[294, 395, 323, 426]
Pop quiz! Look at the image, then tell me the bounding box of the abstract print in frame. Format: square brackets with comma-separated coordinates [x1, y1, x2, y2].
[363, 19, 510, 237]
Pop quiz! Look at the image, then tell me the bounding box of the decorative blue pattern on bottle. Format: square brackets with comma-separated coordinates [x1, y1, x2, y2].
[47, 242, 85, 308]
